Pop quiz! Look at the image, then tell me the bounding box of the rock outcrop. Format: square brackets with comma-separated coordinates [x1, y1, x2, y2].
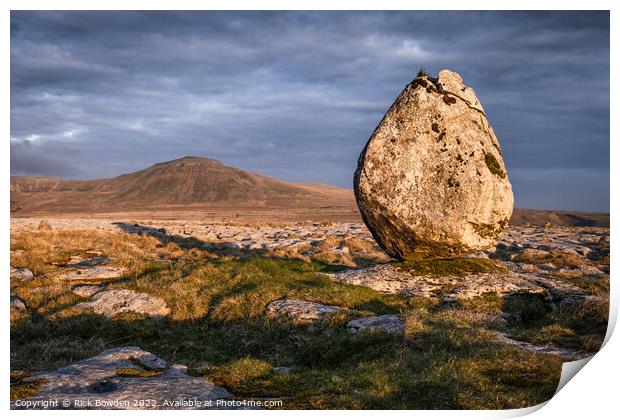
[59, 266, 126, 281]
[347, 315, 404, 334]
[10, 294, 27, 311]
[354, 69, 513, 259]
[265, 299, 344, 323]
[76, 289, 170, 318]
[12, 347, 231, 409]
[327, 264, 547, 301]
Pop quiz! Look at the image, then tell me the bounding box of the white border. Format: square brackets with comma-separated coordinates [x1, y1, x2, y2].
[3, 2, 616, 419]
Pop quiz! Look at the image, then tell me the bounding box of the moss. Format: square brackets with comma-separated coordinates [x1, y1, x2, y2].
[114, 356, 168, 377]
[484, 152, 506, 178]
[115, 367, 165, 378]
[10, 377, 46, 400]
[396, 258, 504, 278]
[10, 227, 605, 409]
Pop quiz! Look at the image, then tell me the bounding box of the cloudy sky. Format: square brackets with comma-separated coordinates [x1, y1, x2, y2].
[10, 11, 609, 211]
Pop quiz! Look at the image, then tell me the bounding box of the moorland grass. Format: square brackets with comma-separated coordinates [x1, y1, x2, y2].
[9, 228, 606, 408]
[460, 292, 608, 353]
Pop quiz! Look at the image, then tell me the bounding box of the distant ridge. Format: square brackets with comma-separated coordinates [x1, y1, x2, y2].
[10, 156, 609, 227]
[10, 156, 355, 215]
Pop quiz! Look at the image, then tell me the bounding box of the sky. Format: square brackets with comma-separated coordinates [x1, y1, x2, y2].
[10, 11, 610, 212]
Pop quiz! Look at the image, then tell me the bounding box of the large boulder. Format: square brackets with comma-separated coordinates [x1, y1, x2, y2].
[354, 69, 513, 259]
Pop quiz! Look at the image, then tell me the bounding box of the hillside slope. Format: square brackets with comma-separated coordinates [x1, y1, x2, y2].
[11, 156, 355, 214]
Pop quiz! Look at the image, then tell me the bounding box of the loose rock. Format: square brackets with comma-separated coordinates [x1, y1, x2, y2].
[265, 299, 344, 323]
[72, 284, 106, 298]
[59, 266, 126, 281]
[77, 289, 170, 318]
[66, 256, 110, 268]
[38, 220, 52, 230]
[272, 366, 293, 374]
[493, 332, 593, 361]
[13, 347, 230, 409]
[354, 69, 513, 259]
[11, 266, 34, 281]
[347, 315, 404, 334]
[10, 294, 27, 311]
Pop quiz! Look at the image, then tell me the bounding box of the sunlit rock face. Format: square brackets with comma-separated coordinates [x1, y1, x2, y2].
[354, 69, 513, 259]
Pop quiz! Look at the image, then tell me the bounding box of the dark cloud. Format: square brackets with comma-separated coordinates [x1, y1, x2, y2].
[10, 139, 84, 177]
[10, 11, 609, 211]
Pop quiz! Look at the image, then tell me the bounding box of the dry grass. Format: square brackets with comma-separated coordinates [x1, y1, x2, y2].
[10, 378, 47, 400]
[9, 226, 608, 409]
[512, 249, 589, 268]
[462, 292, 609, 353]
[343, 238, 375, 253]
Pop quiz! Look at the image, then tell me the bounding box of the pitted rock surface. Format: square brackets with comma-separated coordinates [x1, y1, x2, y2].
[493, 332, 593, 361]
[327, 264, 546, 301]
[59, 266, 126, 281]
[72, 284, 106, 298]
[354, 69, 513, 259]
[265, 299, 344, 323]
[65, 256, 110, 268]
[77, 289, 170, 318]
[13, 347, 230, 409]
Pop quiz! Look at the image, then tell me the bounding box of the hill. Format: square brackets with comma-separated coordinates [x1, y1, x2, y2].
[10, 156, 355, 216]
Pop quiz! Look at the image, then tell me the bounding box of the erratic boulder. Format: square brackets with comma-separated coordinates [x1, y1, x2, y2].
[354, 69, 513, 259]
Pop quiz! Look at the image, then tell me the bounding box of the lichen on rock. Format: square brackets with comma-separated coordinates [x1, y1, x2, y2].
[354, 69, 513, 259]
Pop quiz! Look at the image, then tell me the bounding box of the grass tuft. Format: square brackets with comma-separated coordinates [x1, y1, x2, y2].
[9, 227, 609, 409]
